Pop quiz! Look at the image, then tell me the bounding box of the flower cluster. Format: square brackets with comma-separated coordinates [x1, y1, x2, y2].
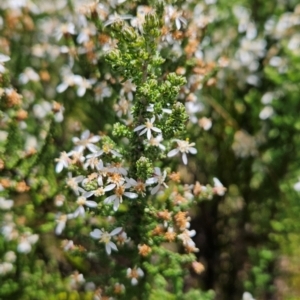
[0, 0, 233, 298]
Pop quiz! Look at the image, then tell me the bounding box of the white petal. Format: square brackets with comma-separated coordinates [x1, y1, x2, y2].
[109, 242, 118, 252]
[113, 199, 120, 211]
[124, 192, 138, 199]
[55, 162, 64, 173]
[146, 177, 157, 185]
[134, 125, 145, 132]
[110, 227, 123, 236]
[139, 128, 147, 136]
[55, 222, 66, 235]
[81, 130, 90, 139]
[189, 147, 197, 154]
[167, 148, 179, 157]
[104, 184, 116, 191]
[105, 244, 112, 255]
[147, 129, 151, 140]
[188, 229, 196, 237]
[72, 137, 80, 143]
[176, 18, 181, 30]
[154, 167, 161, 175]
[213, 177, 223, 187]
[152, 127, 161, 133]
[83, 191, 94, 198]
[182, 153, 188, 165]
[104, 195, 116, 204]
[56, 82, 68, 93]
[137, 268, 144, 277]
[131, 278, 138, 286]
[89, 136, 101, 143]
[87, 144, 99, 152]
[90, 229, 102, 239]
[77, 206, 85, 217]
[86, 200, 97, 208]
[150, 184, 160, 195]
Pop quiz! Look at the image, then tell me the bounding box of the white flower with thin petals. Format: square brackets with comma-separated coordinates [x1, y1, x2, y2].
[114, 231, 131, 246]
[126, 267, 144, 286]
[165, 5, 187, 30]
[134, 116, 162, 140]
[94, 81, 112, 102]
[95, 160, 109, 186]
[91, 143, 122, 158]
[146, 167, 168, 195]
[55, 151, 72, 173]
[66, 173, 85, 195]
[90, 183, 115, 197]
[126, 178, 146, 197]
[167, 139, 197, 165]
[76, 25, 96, 44]
[55, 23, 76, 41]
[56, 71, 82, 94]
[74, 76, 96, 97]
[19, 67, 40, 84]
[72, 130, 101, 153]
[104, 12, 133, 27]
[90, 227, 122, 255]
[84, 152, 102, 169]
[74, 191, 97, 217]
[106, 162, 128, 176]
[120, 79, 136, 101]
[70, 271, 85, 289]
[104, 184, 138, 211]
[55, 213, 76, 235]
[145, 134, 166, 151]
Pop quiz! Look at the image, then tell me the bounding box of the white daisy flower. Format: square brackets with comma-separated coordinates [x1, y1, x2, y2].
[90, 227, 123, 255]
[66, 173, 85, 195]
[167, 139, 197, 165]
[104, 184, 138, 211]
[72, 130, 101, 153]
[55, 151, 73, 173]
[55, 213, 76, 235]
[134, 116, 162, 140]
[126, 267, 144, 286]
[145, 134, 166, 151]
[146, 167, 168, 195]
[74, 191, 97, 217]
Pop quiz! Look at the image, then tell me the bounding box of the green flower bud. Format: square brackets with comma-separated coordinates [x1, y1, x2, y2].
[83, 180, 98, 191]
[111, 20, 124, 32]
[123, 26, 138, 42]
[106, 49, 121, 62]
[136, 156, 154, 180]
[144, 13, 160, 29]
